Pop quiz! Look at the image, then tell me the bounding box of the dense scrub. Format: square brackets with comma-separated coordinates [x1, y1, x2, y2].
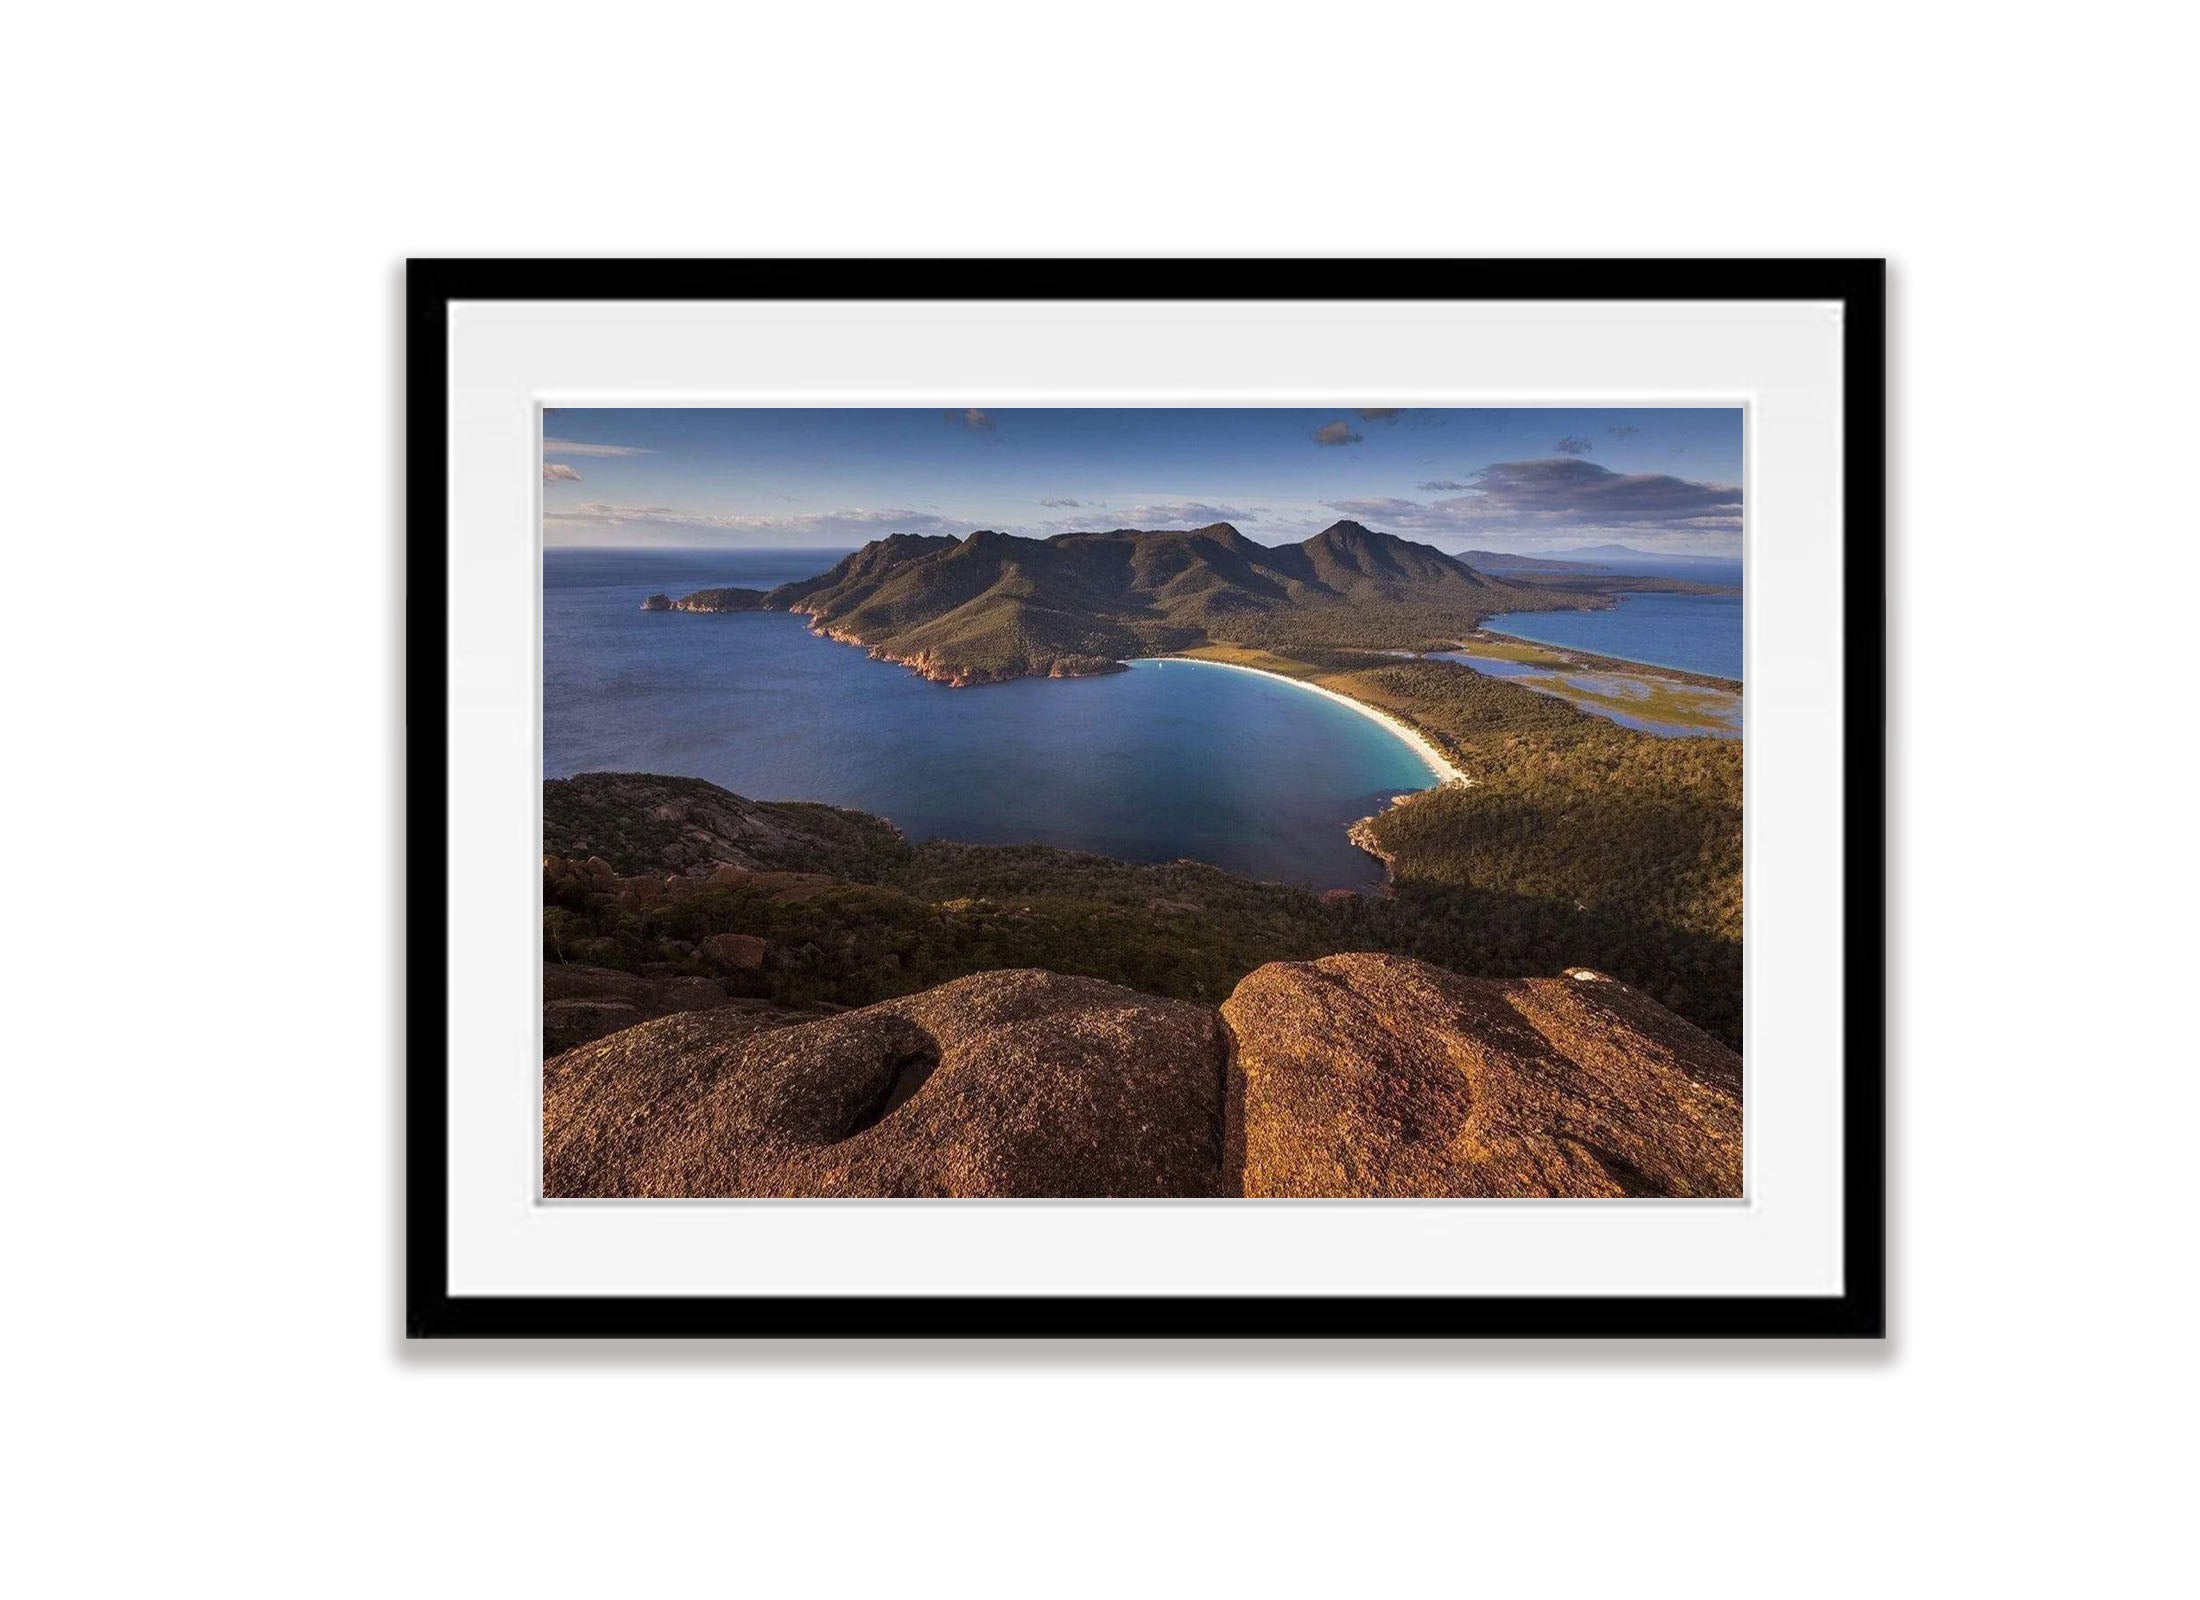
[544, 847, 1342, 1011]
[1325, 659, 1741, 1041]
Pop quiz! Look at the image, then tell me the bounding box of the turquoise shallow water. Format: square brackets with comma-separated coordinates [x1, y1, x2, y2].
[545, 548, 1437, 889]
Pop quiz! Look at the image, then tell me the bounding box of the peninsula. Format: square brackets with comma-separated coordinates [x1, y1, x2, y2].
[659, 521, 1611, 686]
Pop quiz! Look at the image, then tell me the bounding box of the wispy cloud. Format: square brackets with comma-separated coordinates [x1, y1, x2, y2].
[1324, 497, 1421, 519]
[543, 462, 582, 483]
[545, 503, 965, 540]
[1357, 408, 1404, 423]
[1311, 420, 1362, 447]
[1553, 435, 1593, 455]
[542, 437, 653, 458]
[1099, 501, 1256, 527]
[1606, 424, 1641, 439]
[1038, 496, 1080, 507]
[945, 408, 996, 432]
[1415, 479, 1469, 492]
[1325, 457, 1742, 548]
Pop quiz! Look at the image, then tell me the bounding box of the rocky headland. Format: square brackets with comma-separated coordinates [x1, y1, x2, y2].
[544, 771, 907, 879]
[667, 586, 768, 613]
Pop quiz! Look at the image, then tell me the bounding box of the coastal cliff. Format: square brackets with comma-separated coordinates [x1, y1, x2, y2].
[807, 622, 1123, 687]
[668, 586, 768, 613]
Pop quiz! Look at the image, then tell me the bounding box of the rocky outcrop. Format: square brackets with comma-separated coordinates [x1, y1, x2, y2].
[639, 593, 673, 611]
[544, 953, 1741, 1199]
[798, 626, 1126, 688]
[700, 931, 768, 971]
[669, 586, 767, 613]
[542, 964, 761, 1055]
[1221, 953, 1741, 1198]
[543, 772, 908, 879]
[544, 969, 1228, 1198]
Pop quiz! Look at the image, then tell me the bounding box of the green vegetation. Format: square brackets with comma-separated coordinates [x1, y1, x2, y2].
[545, 845, 1346, 1011]
[1305, 656, 1741, 1041]
[1514, 672, 1742, 732]
[1430, 635, 1574, 667]
[1173, 643, 1340, 678]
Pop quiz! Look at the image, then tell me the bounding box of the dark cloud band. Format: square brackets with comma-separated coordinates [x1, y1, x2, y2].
[1329, 456, 1741, 541]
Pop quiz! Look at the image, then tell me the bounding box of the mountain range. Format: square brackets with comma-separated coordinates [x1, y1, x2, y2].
[669, 521, 1594, 684]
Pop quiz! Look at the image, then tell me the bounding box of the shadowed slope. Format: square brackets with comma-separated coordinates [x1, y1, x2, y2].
[543, 772, 910, 880]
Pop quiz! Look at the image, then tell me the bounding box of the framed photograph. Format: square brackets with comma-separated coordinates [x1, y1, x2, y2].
[407, 259, 1884, 1338]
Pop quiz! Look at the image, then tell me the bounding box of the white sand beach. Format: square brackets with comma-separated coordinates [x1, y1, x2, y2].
[1133, 657, 1468, 787]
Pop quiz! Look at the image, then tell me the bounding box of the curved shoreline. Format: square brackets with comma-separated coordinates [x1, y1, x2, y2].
[1130, 657, 1467, 788]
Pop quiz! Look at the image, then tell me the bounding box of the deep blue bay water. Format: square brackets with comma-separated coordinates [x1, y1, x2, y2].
[545, 548, 1439, 889]
[1481, 558, 1744, 681]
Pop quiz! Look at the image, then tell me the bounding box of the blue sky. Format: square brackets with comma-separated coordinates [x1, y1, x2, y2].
[542, 407, 1743, 554]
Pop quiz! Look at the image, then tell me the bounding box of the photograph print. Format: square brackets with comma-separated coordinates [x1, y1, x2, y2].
[541, 405, 1745, 1201]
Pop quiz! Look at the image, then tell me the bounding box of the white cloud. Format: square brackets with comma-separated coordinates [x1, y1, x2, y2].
[1098, 501, 1256, 527]
[543, 462, 582, 483]
[541, 437, 653, 457]
[544, 503, 963, 540]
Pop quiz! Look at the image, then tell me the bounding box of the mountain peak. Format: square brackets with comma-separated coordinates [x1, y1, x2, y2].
[1311, 519, 1379, 543]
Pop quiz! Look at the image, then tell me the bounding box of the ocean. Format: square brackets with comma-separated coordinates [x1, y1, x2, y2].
[1482, 557, 1744, 681]
[544, 548, 1437, 889]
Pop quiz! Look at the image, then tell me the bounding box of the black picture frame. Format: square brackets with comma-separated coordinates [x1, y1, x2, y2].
[407, 258, 1885, 1340]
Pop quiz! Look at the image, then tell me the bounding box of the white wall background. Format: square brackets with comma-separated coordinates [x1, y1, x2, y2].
[6, 3, 2191, 1594]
